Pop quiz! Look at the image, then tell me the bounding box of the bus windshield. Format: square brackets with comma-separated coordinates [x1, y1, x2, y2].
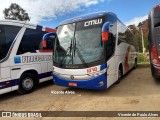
[53, 18, 104, 68]
[0, 25, 21, 61]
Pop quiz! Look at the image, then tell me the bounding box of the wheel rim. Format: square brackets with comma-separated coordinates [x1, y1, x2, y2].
[22, 78, 34, 90]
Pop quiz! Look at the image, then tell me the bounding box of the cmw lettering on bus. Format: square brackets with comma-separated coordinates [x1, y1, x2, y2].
[84, 19, 102, 27]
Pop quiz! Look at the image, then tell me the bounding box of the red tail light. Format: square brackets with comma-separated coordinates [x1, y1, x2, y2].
[102, 32, 109, 42]
[151, 45, 160, 66]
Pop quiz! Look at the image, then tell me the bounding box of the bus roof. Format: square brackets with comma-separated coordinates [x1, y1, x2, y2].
[0, 19, 37, 27]
[60, 11, 117, 25]
[154, 4, 160, 9]
[0, 19, 56, 32]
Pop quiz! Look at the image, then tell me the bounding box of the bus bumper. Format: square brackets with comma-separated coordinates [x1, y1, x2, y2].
[52, 73, 107, 90]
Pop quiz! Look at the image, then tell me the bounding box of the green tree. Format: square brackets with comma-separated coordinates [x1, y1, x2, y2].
[128, 24, 149, 53]
[128, 25, 142, 52]
[3, 3, 30, 21]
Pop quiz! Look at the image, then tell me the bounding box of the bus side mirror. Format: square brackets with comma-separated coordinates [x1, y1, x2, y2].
[102, 32, 109, 42]
[102, 22, 110, 42]
[42, 32, 56, 48]
[42, 40, 47, 48]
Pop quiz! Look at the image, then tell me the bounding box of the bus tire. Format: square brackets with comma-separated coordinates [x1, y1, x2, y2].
[115, 65, 123, 84]
[134, 58, 137, 69]
[17, 73, 37, 95]
[151, 64, 155, 77]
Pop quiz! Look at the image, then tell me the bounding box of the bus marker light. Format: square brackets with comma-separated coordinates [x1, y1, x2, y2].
[69, 82, 77, 87]
[6, 82, 10, 84]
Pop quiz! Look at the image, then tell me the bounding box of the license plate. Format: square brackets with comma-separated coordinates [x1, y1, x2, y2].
[68, 82, 77, 87]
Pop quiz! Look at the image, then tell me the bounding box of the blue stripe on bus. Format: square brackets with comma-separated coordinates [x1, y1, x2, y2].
[100, 63, 107, 70]
[0, 71, 53, 90]
[38, 71, 52, 79]
[0, 79, 19, 90]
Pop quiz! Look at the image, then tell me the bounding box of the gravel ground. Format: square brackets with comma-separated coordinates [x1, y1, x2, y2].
[1, 66, 160, 120]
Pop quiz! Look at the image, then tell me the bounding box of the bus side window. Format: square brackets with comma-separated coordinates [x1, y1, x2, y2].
[0, 25, 21, 60]
[106, 33, 115, 60]
[105, 19, 116, 60]
[154, 8, 160, 27]
[17, 29, 47, 55]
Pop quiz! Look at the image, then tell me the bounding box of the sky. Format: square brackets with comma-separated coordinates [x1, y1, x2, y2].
[0, 0, 159, 28]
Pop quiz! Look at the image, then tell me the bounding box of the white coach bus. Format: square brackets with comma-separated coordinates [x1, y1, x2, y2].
[0, 20, 56, 95]
[52, 12, 138, 90]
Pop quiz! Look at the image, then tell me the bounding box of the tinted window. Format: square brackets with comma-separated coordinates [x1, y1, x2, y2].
[47, 36, 55, 49]
[154, 7, 160, 18]
[118, 21, 134, 45]
[118, 22, 127, 43]
[17, 29, 47, 54]
[0, 25, 21, 61]
[106, 15, 117, 60]
[154, 8, 160, 27]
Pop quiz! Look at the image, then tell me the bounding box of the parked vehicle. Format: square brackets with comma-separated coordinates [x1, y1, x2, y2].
[52, 12, 138, 90]
[0, 20, 56, 95]
[148, 4, 160, 79]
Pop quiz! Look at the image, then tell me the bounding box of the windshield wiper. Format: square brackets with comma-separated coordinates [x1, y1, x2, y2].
[74, 38, 88, 67]
[59, 39, 73, 66]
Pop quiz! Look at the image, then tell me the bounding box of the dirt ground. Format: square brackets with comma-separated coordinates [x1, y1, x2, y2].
[1, 65, 160, 120]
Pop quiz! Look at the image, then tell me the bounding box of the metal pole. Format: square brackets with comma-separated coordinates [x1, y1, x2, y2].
[141, 28, 145, 54]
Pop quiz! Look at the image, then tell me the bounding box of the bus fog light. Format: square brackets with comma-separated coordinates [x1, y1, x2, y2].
[99, 81, 104, 86]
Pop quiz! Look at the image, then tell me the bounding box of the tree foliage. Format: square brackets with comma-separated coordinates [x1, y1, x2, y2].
[128, 24, 148, 53]
[3, 3, 30, 21]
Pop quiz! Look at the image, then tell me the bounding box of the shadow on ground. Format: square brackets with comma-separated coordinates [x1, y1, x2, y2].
[0, 80, 53, 102]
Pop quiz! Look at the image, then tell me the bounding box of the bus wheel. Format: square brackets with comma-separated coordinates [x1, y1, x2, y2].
[17, 73, 36, 94]
[115, 66, 123, 84]
[134, 59, 137, 69]
[151, 64, 155, 77]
